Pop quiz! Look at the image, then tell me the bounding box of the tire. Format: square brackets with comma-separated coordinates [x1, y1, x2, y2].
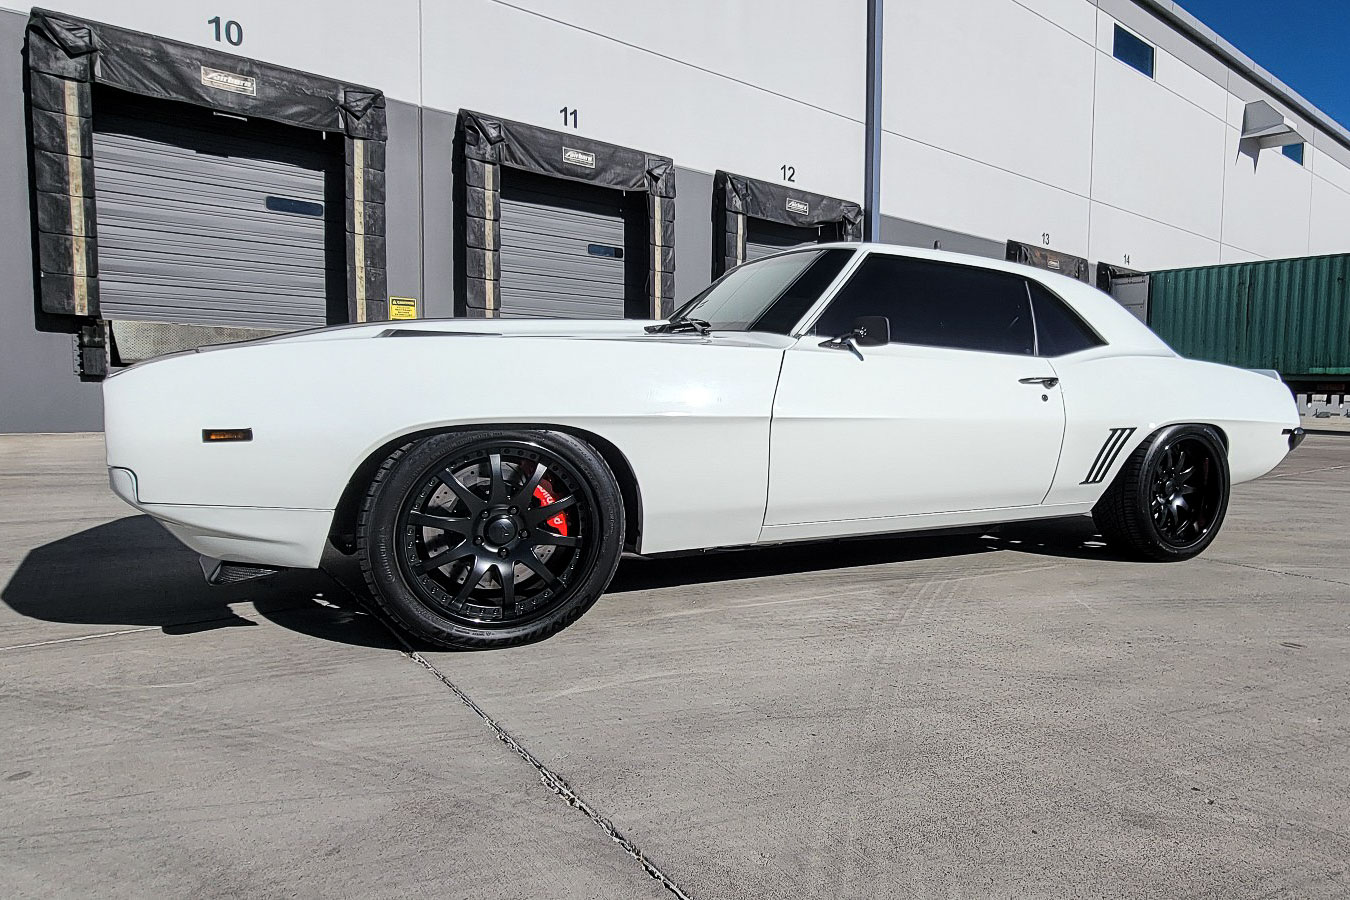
[357, 430, 625, 649]
[1092, 424, 1230, 562]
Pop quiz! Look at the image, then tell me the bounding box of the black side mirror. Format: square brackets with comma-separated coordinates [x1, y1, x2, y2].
[852, 316, 890, 347]
[818, 314, 891, 360]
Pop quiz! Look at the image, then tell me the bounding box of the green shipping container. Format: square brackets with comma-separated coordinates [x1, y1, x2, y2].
[1149, 253, 1350, 381]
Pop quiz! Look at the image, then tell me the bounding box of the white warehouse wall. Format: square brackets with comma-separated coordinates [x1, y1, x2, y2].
[419, 0, 867, 203]
[881, 0, 1350, 271]
[881, 0, 1096, 258]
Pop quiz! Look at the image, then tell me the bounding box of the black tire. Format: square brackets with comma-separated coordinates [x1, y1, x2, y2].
[1092, 424, 1230, 562]
[357, 430, 625, 649]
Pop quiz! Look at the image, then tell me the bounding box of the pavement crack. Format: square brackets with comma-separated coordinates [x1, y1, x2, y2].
[1204, 557, 1350, 589]
[399, 649, 692, 899]
[0, 626, 158, 651]
[1266, 463, 1350, 479]
[327, 567, 693, 899]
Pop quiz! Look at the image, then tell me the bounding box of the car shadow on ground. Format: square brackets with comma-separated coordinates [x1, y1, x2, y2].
[607, 515, 1131, 594]
[982, 516, 1137, 562]
[2, 515, 397, 649]
[3, 514, 1127, 651]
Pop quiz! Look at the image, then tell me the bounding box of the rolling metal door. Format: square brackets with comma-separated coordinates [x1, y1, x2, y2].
[499, 172, 627, 319]
[745, 219, 819, 262]
[92, 105, 337, 330]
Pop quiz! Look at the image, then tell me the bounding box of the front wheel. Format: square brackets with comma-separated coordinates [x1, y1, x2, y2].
[358, 430, 625, 649]
[1092, 424, 1230, 562]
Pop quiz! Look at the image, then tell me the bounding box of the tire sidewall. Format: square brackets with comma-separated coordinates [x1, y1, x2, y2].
[361, 430, 625, 647]
[1132, 424, 1230, 560]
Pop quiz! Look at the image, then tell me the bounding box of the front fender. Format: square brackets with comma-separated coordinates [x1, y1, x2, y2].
[103, 334, 785, 556]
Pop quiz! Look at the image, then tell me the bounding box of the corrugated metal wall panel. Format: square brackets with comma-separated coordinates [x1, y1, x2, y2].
[745, 218, 819, 262]
[498, 174, 627, 319]
[92, 108, 335, 330]
[1149, 253, 1350, 378]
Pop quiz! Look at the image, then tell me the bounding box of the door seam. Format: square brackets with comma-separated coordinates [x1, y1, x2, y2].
[757, 347, 791, 542]
[1038, 358, 1069, 505]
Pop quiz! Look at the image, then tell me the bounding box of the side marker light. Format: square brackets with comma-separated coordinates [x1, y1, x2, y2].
[203, 428, 253, 443]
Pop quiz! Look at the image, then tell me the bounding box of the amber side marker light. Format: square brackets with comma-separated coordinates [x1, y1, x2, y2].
[202, 428, 253, 443]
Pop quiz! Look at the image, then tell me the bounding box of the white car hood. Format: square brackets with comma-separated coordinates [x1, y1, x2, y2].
[207, 317, 798, 352]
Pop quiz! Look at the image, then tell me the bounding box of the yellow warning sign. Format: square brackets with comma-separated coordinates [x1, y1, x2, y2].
[388, 296, 418, 320]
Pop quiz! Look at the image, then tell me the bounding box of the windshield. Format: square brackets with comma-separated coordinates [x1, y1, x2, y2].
[669, 248, 854, 333]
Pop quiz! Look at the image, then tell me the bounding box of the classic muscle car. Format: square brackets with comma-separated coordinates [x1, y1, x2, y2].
[104, 244, 1303, 648]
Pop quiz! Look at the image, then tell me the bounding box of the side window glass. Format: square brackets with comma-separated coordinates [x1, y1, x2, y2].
[1028, 280, 1105, 356]
[813, 255, 1034, 355]
[810, 256, 904, 338]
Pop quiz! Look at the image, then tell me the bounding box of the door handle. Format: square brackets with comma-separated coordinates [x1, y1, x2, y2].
[1019, 376, 1059, 388]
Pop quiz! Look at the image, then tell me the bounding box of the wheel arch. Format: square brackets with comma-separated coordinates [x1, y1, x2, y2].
[1098, 420, 1230, 496]
[328, 423, 644, 555]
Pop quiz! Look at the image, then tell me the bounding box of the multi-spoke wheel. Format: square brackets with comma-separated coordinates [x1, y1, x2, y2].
[1093, 424, 1230, 561]
[358, 430, 625, 648]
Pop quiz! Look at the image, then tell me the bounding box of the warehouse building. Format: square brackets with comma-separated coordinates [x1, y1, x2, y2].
[1, 0, 1347, 432]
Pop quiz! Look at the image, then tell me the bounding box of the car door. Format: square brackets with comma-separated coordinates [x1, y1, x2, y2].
[765, 252, 1067, 528]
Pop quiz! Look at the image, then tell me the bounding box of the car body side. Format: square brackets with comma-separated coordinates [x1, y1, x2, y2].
[102, 244, 1299, 569]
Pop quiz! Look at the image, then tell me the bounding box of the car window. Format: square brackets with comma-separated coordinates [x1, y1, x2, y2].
[670, 249, 852, 333]
[1027, 280, 1105, 356]
[812, 254, 1035, 356]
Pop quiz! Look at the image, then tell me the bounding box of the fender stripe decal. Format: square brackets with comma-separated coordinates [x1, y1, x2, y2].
[1082, 427, 1137, 485]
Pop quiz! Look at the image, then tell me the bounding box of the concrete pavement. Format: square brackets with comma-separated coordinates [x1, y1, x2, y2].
[2, 433, 1348, 897]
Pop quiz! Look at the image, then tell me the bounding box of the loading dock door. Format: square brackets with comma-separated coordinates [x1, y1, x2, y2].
[498, 170, 628, 319]
[745, 219, 822, 262]
[92, 94, 340, 330]
[1109, 274, 1149, 322]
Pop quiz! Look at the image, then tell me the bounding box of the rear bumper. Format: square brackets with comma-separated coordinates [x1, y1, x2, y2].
[107, 467, 330, 568]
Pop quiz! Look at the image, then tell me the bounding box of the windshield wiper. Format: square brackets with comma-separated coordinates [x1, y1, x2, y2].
[644, 317, 712, 336]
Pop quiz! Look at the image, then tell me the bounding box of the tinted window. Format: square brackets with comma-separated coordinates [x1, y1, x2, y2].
[813, 255, 1034, 355]
[1028, 281, 1105, 356]
[751, 249, 853, 333]
[671, 249, 852, 333]
[1113, 24, 1155, 78]
[1282, 142, 1305, 165]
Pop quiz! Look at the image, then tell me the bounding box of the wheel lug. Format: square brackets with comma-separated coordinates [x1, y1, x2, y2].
[498, 549, 509, 558]
[520, 530, 529, 538]
[509, 507, 517, 514]
[474, 536, 483, 545]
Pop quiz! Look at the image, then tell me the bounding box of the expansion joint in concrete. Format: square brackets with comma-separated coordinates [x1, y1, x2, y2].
[336, 588, 694, 899]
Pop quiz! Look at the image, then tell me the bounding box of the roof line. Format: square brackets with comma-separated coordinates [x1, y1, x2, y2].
[1136, 0, 1350, 152]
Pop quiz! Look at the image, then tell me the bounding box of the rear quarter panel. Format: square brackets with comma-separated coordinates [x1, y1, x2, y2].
[103, 334, 787, 554]
[1044, 352, 1298, 506]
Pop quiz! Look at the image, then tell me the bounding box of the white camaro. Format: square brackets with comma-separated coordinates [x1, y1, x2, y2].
[104, 243, 1304, 648]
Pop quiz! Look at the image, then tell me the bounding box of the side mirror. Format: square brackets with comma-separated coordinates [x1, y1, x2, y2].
[852, 316, 890, 347]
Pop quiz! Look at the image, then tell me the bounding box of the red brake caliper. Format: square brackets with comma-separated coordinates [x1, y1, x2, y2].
[532, 481, 569, 537]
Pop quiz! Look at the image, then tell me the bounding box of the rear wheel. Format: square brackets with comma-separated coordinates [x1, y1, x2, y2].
[358, 430, 624, 649]
[1092, 424, 1230, 561]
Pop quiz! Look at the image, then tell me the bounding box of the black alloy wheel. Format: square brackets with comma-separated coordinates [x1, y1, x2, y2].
[359, 430, 625, 648]
[1093, 424, 1230, 562]
[1147, 435, 1223, 550]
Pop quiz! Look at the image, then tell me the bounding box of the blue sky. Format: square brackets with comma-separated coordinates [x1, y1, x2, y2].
[1177, 0, 1350, 128]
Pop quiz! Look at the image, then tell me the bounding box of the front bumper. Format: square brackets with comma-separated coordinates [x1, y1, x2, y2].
[107, 466, 330, 568]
